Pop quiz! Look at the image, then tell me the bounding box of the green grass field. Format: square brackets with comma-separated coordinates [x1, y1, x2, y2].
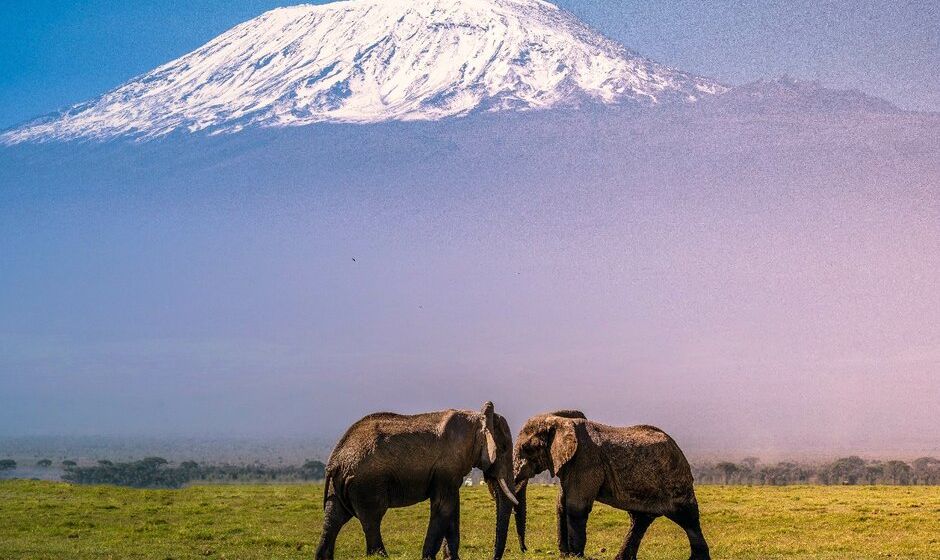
[1, 481, 938, 559]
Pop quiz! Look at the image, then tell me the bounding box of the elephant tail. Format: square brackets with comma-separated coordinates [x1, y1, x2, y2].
[323, 468, 354, 516]
[322, 471, 332, 508]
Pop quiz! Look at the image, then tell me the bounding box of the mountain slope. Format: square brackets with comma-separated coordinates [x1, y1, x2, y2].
[2, 0, 724, 144]
[698, 76, 902, 115]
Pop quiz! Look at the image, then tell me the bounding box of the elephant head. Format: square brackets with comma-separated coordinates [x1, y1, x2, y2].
[512, 410, 586, 551]
[476, 401, 519, 560]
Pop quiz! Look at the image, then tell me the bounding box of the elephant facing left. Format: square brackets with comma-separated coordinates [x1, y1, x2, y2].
[315, 401, 519, 560]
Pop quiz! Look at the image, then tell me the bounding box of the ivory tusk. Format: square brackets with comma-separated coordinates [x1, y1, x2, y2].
[499, 478, 519, 506]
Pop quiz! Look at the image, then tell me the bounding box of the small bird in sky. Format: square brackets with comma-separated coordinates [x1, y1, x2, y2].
[351, 257, 357, 262]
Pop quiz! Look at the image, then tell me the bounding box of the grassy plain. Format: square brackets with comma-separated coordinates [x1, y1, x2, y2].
[1, 481, 938, 559]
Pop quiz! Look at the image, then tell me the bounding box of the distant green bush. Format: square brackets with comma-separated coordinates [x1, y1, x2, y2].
[62, 458, 327, 488]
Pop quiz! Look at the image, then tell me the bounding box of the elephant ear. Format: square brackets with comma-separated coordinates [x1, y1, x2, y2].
[480, 401, 498, 468]
[549, 417, 578, 477]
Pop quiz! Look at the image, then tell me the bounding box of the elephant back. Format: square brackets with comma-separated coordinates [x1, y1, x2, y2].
[327, 410, 478, 480]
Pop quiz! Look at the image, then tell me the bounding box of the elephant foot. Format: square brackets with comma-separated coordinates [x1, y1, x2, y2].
[442, 542, 460, 560]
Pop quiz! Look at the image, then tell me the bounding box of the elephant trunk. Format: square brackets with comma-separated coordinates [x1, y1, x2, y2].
[514, 478, 528, 552]
[493, 483, 514, 560]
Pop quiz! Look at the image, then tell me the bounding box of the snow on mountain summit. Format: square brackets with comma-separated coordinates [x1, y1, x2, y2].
[3, 0, 726, 143]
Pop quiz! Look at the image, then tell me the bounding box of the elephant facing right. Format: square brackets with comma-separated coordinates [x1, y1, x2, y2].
[512, 410, 710, 560]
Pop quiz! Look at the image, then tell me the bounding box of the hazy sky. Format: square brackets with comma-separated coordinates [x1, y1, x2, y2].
[2, 108, 938, 456]
[1, 0, 938, 129]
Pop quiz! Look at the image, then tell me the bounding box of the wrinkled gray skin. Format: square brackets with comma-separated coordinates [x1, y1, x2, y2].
[513, 411, 709, 560]
[316, 402, 517, 560]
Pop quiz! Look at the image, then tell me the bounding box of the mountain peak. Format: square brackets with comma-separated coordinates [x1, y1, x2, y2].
[2, 0, 724, 144]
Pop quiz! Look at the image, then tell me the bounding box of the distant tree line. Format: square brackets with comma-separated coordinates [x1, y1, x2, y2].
[12, 455, 940, 487]
[61, 457, 327, 488]
[693, 456, 940, 485]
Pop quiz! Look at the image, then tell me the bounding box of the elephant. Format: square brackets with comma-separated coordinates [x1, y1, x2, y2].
[315, 402, 519, 560]
[512, 410, 710, 560]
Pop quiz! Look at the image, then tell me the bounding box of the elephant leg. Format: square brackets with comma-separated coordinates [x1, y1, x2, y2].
[348, 484, 389, 557]
[423, 488, 459, 559]
[565, 504, 592, 557]
[556, 490, 570, 555]
[316, 495, 352, 560]
[666, 502, 710, 560]
[441, 498, 461, 560]
[614, 511, 657, 560]
[360, 507, 388, 557]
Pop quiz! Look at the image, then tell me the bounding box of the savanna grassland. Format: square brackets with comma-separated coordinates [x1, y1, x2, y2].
[1, 481, 938, 559]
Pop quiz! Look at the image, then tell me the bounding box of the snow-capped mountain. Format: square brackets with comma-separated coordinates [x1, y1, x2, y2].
[2, 0, 725, 144]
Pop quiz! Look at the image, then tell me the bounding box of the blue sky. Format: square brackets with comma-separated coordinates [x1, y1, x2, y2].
[1, 0, 938, 128]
